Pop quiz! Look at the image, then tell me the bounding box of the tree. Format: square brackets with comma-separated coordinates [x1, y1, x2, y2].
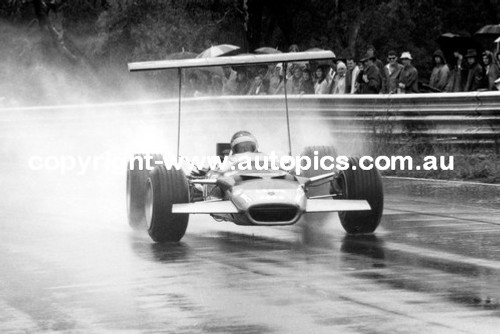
[1, 0, 498, 104]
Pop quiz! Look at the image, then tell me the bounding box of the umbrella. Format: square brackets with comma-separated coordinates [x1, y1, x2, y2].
[228, 53, 268, 76]
[165, 51, 197, 60]
[437, 32, 475, 51]
[474, 24, 500, 50]
[254, 47, 282, 54]
[195, 44, 241, 77]
[494, 36, 500, 53]
[475, 24, 500, 36]
[437, 32, 482, 63]
[305, 48, 336, 67]
[196, 44, 240, 58]
[306, 47, 327, 52]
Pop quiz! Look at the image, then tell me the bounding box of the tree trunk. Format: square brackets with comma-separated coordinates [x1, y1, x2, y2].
[268, 0, 294, 45]
[32, 0, 87, 65]
[487, 0, 500, 22]
[348, 20, 361, 57]
[246, 0, 264, 51]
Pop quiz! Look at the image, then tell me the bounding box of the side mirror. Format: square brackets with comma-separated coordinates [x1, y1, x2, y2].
[216, 143, 231, 161]
[216, 176, 235, 191]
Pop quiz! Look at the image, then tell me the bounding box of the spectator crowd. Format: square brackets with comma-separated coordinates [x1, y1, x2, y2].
[184, 44, 500, 97]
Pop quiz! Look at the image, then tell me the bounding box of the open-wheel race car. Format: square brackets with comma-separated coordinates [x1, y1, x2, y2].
[126, 52, 384, 242]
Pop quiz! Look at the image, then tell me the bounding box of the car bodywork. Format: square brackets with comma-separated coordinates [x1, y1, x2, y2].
[173, 153, 370, 226]
[127, 51, 383, 242]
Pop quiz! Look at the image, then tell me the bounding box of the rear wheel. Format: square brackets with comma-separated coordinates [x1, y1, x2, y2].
[126, 153, 163, 229]
[146, 165, 190, 242]
[300, 145, 337, 197]
[336, 157, 383, 234]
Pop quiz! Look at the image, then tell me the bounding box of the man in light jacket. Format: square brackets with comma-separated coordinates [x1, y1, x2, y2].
[382, 50, 404, 94]
[398, 52, 419, 94]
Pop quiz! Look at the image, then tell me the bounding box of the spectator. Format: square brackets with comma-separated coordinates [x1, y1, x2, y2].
[464, 49, 486, 92]
[482, 51, 499, 90]
[495, 51, 500, 86]
[269, 64, 284, 95]
[234, 69, 251, 95]
[382, 50, 404, 94]
[248, 74, 268, 95]
[186, 73, 203, 97]
[327, 64, 336, 93]
[398, 52, 419, 94]
[345, 56, 360, 94]
[366, 46, 385, 74]
[354, 62, 364, 94]
[209, 75, 223, 95]
[286, 66, 304, 94]
[258, 66, 272, 92]
[285, 45, 300, 78]
[314, 66, 331, 94]
[300, 69, 315, 94]
[429, 50, 450, 92]
[332, 61, 347, 94]
[222, 66, 238, 95]
[359, 52, 382, 94]
[445, 51, 465, 92]
[289, 44, 300, 52]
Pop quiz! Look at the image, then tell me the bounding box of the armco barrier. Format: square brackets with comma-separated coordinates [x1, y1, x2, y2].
[2, 92, 499, 150]
[180, 92, 500, 150]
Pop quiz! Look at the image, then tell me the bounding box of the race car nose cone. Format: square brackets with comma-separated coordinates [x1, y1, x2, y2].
[231, 180, 307, 212]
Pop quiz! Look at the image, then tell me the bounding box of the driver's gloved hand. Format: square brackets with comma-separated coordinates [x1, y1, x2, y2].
[191, 167, 209, 177]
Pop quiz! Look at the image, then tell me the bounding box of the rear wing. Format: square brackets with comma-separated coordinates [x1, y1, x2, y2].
[127, 51, 336, 158]
[128, 51, 336, 72]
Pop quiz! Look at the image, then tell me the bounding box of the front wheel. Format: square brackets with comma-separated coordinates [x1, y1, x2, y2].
[336, 157, 383, 234]
[146, 166, 190, 242]
[126, 153, 163, 230]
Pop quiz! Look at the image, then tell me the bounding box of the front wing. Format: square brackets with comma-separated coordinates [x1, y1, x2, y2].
[172, 199, 370, 214]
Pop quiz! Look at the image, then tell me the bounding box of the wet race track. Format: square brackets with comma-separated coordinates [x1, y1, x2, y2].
[1, 103, 500, 333]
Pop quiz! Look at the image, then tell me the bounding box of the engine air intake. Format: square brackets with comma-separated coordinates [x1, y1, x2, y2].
[248, 204, 299, 223]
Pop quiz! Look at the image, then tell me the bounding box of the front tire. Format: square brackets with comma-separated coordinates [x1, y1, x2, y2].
[146, 166, 189, 242]
[126, 154, 163, 229]
[337, 157, 383, 234]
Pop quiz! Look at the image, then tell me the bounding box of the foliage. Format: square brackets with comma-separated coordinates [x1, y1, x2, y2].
[1, 0, 499, 104]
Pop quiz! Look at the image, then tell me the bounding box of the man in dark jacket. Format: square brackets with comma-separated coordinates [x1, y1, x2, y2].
[445, 51, 466, 92]
[398, 52, 419, 93]
[359, 53, 382, 94]
[464, 49, 486, 92]
[429, 50, 450, 92]
[367, 46, 385, 74]
[345, 57, 360, 93]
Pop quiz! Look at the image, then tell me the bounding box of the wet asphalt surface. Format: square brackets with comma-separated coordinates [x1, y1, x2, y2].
[1, 104, 500, 333]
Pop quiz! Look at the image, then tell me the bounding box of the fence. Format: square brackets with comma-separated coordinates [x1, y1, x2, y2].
[2, 92, 499, 151]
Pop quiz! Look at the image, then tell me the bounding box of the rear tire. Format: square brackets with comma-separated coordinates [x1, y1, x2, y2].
[126, 154, 163, 229]
[300, 145, 337, 197]
[337, 157, 383, 234]
[146, 166, 189, 242]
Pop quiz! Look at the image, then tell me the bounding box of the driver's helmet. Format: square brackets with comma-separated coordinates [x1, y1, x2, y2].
[230, 130, 258, 154]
